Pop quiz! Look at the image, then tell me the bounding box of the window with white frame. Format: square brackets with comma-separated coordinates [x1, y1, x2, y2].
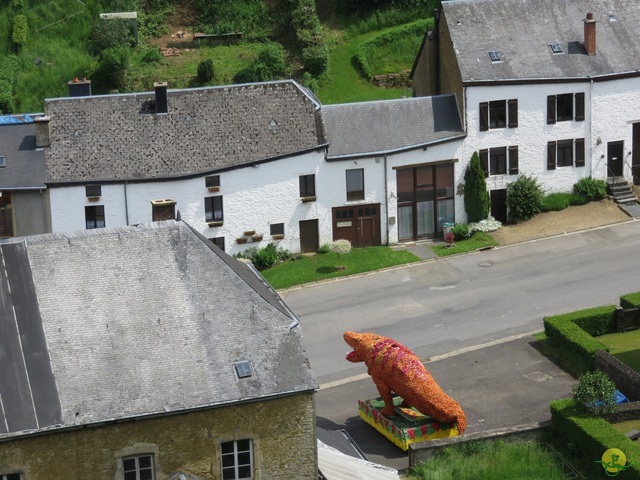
[547, 138, 585, 169]
[479, 146, 519, 177]
[221, 439, 253, 480]
[547, 93, 585, 123]
[346, 168, 364, 201]
[122, 454, 154, 480]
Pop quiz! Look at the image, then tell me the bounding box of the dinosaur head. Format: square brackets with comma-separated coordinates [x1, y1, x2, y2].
[344, 331, 385, 363]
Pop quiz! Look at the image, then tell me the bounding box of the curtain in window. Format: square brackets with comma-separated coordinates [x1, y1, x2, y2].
[398, 205, 413, 240]
[417, 201, 434, 237]
[436, 199, 454, 233]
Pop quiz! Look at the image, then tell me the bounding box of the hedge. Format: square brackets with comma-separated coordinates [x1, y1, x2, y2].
[550, 398, 640, 478]
[543, 305, 616, 373]
[620, 291, 640, 310]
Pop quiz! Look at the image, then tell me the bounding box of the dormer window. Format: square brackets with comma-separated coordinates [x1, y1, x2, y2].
[488, 51, 501, 63]
[234, 361, 253, 379]
[549, 42, 563, 54]
[0, 155, 5, 168]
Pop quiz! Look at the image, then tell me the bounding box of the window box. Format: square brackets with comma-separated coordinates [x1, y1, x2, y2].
[236, 237, 248, 244]
[271, 234, 285, 240]
[207, 186, 220, 192]
[208, 221, 223, 228]
[301, 195, 317, 203]
[87, 196, 101, 202]
[243, 230, 256, 237]
[251, 235, 263, 242]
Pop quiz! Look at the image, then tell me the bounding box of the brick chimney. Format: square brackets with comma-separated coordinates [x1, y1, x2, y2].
[154, 82, 168, 114]
[67, 77, 92, 97]
[34, 116, 51, 148]
[584, 12, 596, 56]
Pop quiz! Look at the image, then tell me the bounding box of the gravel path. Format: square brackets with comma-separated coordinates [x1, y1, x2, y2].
[488, 198, 631, 245]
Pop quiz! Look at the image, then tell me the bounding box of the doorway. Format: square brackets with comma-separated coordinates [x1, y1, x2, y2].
[299, 219, 319, 253]
[491, 189, 507, 223]
[332, 204, 381, 248]
[633, 124, 640, 184]
[607, 141, 624, 178]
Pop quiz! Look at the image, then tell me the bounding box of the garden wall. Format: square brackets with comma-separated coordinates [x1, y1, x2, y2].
[596, 350, 640, 402]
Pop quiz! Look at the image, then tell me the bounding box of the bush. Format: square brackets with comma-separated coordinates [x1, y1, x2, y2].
[507, 174, 544, 222]
[89, 19, 134, 56]
[197, 59, 215, 83]
[140, 47, 162, 64]
[233, 43, 288, 84]
[11, 14, 27, 48]
[464, 152, 490, 222]
[569, 192, 589, 206]
[317, 243, 331, 254]
[620, 291, 640, 310]
[574, 177, 608, 201]
[468, 216, 501, 233]
[234, 243, 292, 270]
[452, 223, 470, 241]
[542, 192, 571, 212]
[92, 47, 130, 92]
[330, 239, 352, 256]
[302, 44, 329, 77]
[573, 370, 616, 415]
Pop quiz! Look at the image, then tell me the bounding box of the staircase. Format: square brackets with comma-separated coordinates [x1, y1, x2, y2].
[607, 178, 640, 218]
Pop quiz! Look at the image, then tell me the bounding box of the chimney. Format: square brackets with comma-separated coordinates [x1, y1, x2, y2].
[68, 77, 92, 97]
[34, 116, 51, 148]
[584, 12, 596, 56]
[154, 82, 168, 114]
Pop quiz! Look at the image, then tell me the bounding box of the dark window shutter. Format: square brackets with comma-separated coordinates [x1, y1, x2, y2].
[479, 149, 489, 177]
[574, 92, 585, 121]
[547, 141, 557, 170]
[575, 138, 585, 167]
[508, 99, 518, 128]
[547, 95, 556, 124]
[508, 146, 519, 174]
[479, 103, 489, 131]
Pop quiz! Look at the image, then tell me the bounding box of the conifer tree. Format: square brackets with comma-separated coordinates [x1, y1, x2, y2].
[464, 151, 490, 222]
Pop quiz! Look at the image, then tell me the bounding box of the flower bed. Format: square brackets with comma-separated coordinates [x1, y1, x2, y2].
[358, 396, 459, 451]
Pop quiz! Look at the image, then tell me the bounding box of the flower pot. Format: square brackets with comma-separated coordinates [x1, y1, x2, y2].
[87, 196, 100, 202]
[236, 237, 248, 244]
[243, 230, 256, 236]
[251, 235, 263, 242]
[208, 221, 223, 228]
[207, 186, 220, 192]
[271, 234, 285, 240]
[301, 196, 317, 203]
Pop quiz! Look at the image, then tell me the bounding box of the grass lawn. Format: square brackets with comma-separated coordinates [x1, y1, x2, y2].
[430, 232, 498, 257]
[597, 329, 640, 372]
[260, 246, 419, 290]
[408, 440, 567, 480]
[611, 419, 640, 436]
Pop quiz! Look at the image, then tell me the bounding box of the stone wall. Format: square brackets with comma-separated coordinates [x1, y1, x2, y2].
[596, 350, 640, 402]
[0, 393, 317, 480]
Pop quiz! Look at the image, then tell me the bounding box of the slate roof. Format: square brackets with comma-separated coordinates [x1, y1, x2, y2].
[44, 80, 324, 184]
[0, 118, 46, 189]
[321, 95, 464, 159]
[0, 221, 316, 439]
[443, 0, 640, 83]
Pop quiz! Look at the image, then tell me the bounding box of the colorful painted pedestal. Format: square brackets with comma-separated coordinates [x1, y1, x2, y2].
[358, 396, 460, 451]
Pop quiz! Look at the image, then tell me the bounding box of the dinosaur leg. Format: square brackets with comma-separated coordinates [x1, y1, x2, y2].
[374, 380, 396, 416]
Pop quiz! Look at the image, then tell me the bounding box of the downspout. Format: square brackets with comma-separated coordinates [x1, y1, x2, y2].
[384, 154, 389, 245]
[589, 79, 594, 178]
[124, 181, 130, 226]
[40, 188, 48, 233]
[435, 8, 441, 95]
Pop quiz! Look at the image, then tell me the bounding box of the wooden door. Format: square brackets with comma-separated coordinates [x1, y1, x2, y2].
[633, 124, 640, 184]
[608, 141, 624, 178]
[299, 219, 319, 253]
[491, 189, 507, 223]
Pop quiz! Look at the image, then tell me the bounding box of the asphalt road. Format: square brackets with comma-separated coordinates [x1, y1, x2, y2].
[280, 220, 640, 470]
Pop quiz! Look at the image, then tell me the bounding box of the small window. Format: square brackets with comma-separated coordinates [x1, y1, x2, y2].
[86, 184, 101, 197]
[548, 139, 581, 169]
[556, 94, 573, 122]
[123, 454, 154, 480]
[549, 42, 563, 54]
[270, 223, 284, 236]
[205, 196, 223, 222]
[489, 147, 507, 175]
[0, 156, 5, 168]
[488, 50, 501, 62]
[488, 100, 506, 129]
[557, 139, 573, 167]
[85, 205, 105, 229]
[299, 174, 316, 197]
[346, 169, 364, 201]
[211, 236, 225, 251]
[480, 99, 517, 131]
[1, 473, 22, 480]
[221, 439, 253, 480]
[206, 175, 220, 189]
[234, 361, 253, 379]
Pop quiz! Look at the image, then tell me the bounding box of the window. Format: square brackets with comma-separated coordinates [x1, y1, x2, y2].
[206, 175, 220, 189]
[547, 93, 585, 124]
[85, 205, 105, 229]
[299, 174, 316, 198]
[205, 196, 223, 222]
[346, 169, 364, 201]
[270, 223, 284, 236]
[547, 138, 585, 169]
[479, 99, 517, 130]
[549, 42, 563, 54]
[0, 193, 13, 237]
[85, 184, 101, 197]
[211, 236, 225, 251]
[479, 146, 518, 177]
[123, 454, 154, 480]
[221, 440, 253, 480]
[488, 50, 501, 62]
[1, 473, 21, 480]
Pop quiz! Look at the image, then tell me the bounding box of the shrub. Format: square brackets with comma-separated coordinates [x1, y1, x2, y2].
[621, 291, 640, 310]
[330, 239, 352, 256]
[89, 19, 134, 56]
[92, 47, 130, 92]
[507, 175, 544, 222]
[317, 243, 331, 254]
[233, 43, 288, 83]
[569, 192, 589, 206]
[234, 243, 291, 270]
[197, 59, 215, 83]
[468, 216, 502, 233]
[452, 223, 470, 241]
[302, 44, 329, 77]
[11, 14, 27, 48]
[464, 152, 490, 222]
[574, 177, 607, 201]
[542, 192, 571, 212]
[573, 370, 616, 415]
[140, 47, 162, 64]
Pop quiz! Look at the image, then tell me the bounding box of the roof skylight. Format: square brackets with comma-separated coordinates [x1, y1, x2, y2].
[549, 43, 563, 54]
[488, 51, 501, 63]
[0, 156, 5, 168]
[234, 361, 253, 379]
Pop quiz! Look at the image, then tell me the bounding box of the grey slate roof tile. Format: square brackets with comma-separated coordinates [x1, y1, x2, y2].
[0, 121, 46, 189]
[443, 0, 640, 83]
[321, 95, 464, 159]
[0, 221, 316, 439]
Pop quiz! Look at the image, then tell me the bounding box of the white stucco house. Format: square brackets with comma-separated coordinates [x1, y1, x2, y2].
[411, 0, 640, 222]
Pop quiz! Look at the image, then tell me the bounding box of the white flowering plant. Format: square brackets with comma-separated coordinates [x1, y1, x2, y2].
[468, 216, 502, 234]
[330, 239, 352, 256]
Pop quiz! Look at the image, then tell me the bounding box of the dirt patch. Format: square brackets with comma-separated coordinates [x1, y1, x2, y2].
[149, 0, 199, 49]
[489, 198, 631, 245]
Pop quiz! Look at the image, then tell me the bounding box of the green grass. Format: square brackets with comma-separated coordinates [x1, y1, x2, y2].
[260, 246, 419, 290]
[597, 329, 640, 372]
[409, 440, 567, 480]
[430, 232, 498, 257]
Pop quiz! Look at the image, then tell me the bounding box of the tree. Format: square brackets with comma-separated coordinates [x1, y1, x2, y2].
[573, 370, 616, 415]
[464, 151, 490, 222]
[92, 47, 129, 92]
[507, 174, 544, 222]
[11, 15, 27, 49]
[89, 19, 133, 56]
[197, 59, 215, 83]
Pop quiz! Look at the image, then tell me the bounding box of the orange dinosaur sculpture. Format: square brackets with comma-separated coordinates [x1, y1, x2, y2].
[344, 331, 466, 433]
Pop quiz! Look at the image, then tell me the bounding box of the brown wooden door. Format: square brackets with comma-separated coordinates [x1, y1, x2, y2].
[491, 189, 507, 223]
[299, 219, 319, 253]
[332, 204, 380, 248]
[608, 141, 624, 178]
[633, 124, 640, 184]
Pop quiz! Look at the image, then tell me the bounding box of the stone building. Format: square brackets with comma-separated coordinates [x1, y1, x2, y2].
[0, 221, 318, 479]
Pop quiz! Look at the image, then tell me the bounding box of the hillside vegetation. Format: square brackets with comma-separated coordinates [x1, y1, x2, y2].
[0, 0, 437, 113]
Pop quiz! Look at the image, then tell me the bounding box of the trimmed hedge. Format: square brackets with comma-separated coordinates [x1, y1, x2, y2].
[620, 292, 640, 310]
[543, 305, 616, 373]
[550, 398, 640, 478]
